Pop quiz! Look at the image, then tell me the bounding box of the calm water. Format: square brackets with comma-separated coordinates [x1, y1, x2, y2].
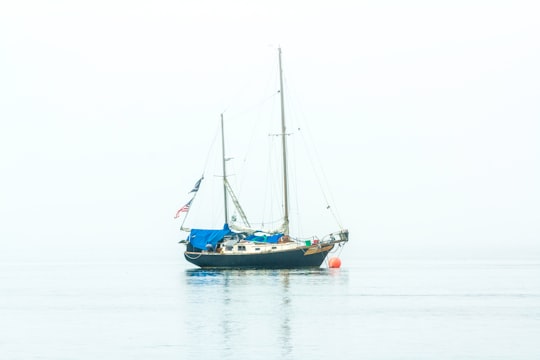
[1, 260, 539, 359]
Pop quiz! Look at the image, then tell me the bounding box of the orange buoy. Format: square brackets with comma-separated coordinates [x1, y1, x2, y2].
[328, 257, 342, 268]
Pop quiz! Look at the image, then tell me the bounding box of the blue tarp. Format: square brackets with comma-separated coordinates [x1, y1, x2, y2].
[245, 233, 283, 244]
[187, 224, 283, 250]
[188, 224, 233, 251]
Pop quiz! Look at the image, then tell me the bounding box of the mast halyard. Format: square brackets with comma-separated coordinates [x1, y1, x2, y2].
[278, 47, 290, 235]
[221, 113, 229, 225]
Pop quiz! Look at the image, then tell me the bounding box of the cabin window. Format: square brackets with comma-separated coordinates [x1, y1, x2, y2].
[238, 245, 246, 251]
[272, 246, 277, 249]
[255, 248, 260, 251]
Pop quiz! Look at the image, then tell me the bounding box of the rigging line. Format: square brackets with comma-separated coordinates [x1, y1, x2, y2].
[250, 217, 285, 227]
[298, 128, 343, 229]
[217, 71, 277, 209]
[233, 93, 280, 228]
[184, 252, 203, 260]
[285, 76, 344, 228]
[182, 123, 221, 230]
[201, 123, 221, 176]
[290, 133, 303, 236]
[237, 90, 280, 193]
[221, 63, 279, 171]
[224, 91, 278, 213]
[180, 191, 198, 230]
[281, 69, 343, 228]
[262, 134, 280, 228]
[270, 134, 282, 226]
[235, 58, 279, 199]
[221, 49, 277, 118]
[229, 57, 280, 228]
[261, 134, 272, 226]
[224, 90, 280, 123]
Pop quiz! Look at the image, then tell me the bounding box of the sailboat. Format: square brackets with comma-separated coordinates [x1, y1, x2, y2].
[177, 48, 348, 269]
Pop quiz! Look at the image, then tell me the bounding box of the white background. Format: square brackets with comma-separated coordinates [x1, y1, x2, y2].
[1, 0, 539, 264]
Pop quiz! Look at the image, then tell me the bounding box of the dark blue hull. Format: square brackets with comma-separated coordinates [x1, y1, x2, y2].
[184, 246, 334, 269]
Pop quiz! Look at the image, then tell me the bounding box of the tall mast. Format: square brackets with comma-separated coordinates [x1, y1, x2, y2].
[221, 113, 229, 224]
[278, 48, 290, 235]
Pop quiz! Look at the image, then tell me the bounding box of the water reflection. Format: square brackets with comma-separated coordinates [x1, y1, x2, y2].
[183, 268, 346, 286]
[182, 268, 348, 359]
[279, 270, 292, 358]
[221, 271, 232, 355]
[184, 269, 225, 285]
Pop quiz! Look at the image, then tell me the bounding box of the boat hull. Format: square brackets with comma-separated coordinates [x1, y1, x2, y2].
[184, 245, 334, 269]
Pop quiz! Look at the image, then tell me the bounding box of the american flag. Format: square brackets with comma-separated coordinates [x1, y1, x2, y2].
[174, 199, 192, 219]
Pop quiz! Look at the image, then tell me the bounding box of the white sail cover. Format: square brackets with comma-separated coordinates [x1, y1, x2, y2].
[229, 222, 287, 235]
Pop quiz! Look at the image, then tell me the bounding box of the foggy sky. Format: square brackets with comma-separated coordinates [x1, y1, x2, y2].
[1, 0, 539, 264]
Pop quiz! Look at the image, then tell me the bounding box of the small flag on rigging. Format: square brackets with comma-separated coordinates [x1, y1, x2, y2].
[189, 176, 204, 193]
[174, 199, 192, 219]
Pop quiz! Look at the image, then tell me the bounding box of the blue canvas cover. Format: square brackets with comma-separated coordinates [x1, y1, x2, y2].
[188, 224, 233, 250]
[245, 233, 283, 244]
